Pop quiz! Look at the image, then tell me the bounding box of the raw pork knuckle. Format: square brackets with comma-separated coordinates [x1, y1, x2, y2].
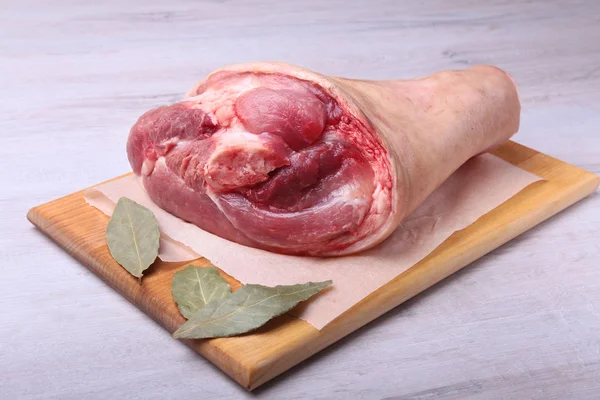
[127, 62, 520, 256]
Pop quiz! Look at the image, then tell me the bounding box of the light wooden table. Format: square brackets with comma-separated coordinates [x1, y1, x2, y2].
[2, 1, 599, 398]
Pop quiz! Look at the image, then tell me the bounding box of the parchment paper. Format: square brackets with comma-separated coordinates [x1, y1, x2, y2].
[85, 153, 541, 329]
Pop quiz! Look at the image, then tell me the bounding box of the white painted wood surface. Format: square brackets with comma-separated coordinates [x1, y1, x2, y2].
[2, 0, 600, 398]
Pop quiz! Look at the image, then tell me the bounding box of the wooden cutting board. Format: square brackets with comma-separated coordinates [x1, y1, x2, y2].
[27, 141, 599, 391]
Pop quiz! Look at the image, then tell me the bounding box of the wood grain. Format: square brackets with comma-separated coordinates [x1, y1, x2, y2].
[26, 141, 599, 390]
[4, 0, 600, 398]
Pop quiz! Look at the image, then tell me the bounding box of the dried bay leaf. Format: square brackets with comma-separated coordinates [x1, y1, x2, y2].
[173, 280, 332, 339]
[106, 197, 159, 282]
[172, 265, 231, 319]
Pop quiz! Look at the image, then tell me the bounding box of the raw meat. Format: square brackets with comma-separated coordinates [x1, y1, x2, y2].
[127, 62, 519, 256]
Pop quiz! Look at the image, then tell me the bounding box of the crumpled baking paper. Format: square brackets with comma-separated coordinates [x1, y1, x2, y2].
[84, 153, 541, 329]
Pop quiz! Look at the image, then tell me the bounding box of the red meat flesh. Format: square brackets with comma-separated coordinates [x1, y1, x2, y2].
[235, 87, 327, 150]
[127, 72, 387, 255]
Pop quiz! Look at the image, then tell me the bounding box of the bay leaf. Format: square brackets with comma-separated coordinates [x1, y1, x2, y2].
[172, 265, 231, 319]
[106, 197, 159, 282]
[173, 280, 332, 339]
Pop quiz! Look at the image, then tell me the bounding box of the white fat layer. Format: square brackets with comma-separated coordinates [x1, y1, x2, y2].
[205, 187, 227, 214]
[155, 156, 167, 168]
[328, 182, 369, 208]
[190, 75, 258, 116]
[206, 131, 272, 171]
[157, 136, 182, 150]
[369, 183, 390, 215]
[213, 130, 267, 149]
[141, 159, 154, 176]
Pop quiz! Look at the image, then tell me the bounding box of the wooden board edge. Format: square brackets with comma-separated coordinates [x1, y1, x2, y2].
[26, 205, 255, 389]
[25, 141, 600, 391]
[244, 169, 600, 389]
